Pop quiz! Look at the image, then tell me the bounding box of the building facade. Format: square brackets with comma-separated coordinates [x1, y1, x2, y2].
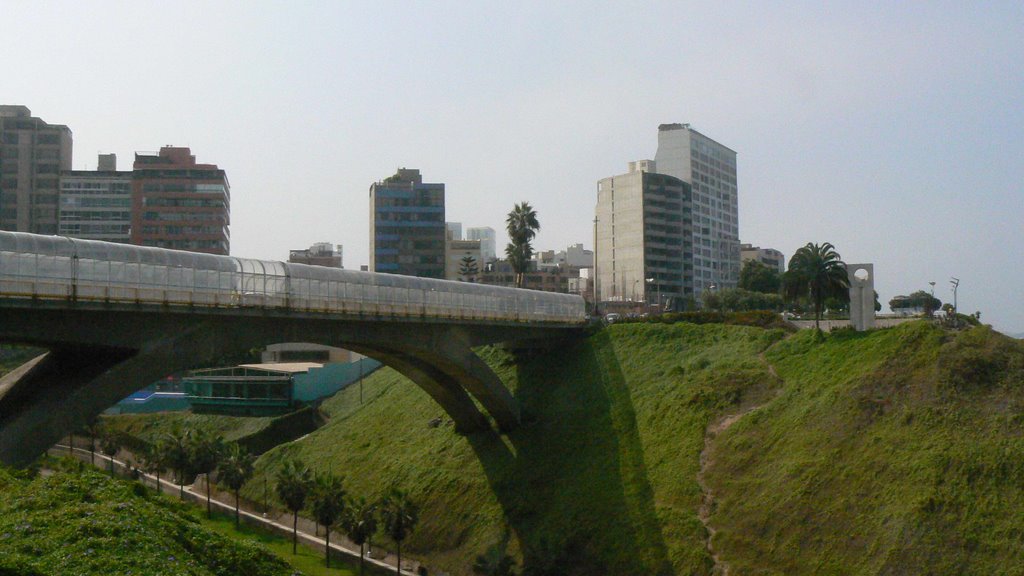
[289, 242, 343, 268]
[369, 168, 445, 278]
[58, 154, 133, 243]
[131, 147, 230, 255]
[0, 106, 72, 234]
[595, 163, 692, 307]
[740, 243, 785, 274]
[654, 123, 739, 296]
[466, 226, 497, 263]
[446, 238, 482, 281]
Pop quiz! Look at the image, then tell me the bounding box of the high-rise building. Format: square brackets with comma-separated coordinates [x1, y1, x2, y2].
[131, 147, 230, 255]
[446, 222, 463, 241]
[369, 168, 445, 278]
[59, 154, 132, 243]
[289, 242, 343, 268]
[654, 123, 739, 296]
[0, 106, 72, 234]
[466, 226, 497, 263]
[595, 163, 692, 306]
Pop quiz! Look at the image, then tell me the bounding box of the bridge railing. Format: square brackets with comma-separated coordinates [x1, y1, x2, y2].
[0, 232, 585, 325]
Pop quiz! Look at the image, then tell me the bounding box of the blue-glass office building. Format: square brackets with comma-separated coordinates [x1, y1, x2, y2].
[369, 168, 446, 278]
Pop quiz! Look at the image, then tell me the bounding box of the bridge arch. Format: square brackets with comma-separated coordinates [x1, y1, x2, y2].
[0, 232, 584, 467]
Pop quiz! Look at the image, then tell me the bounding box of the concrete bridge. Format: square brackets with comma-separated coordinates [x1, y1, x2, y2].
[0, 232, 585, 467]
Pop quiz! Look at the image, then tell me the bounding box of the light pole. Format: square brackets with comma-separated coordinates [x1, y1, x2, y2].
[929, 281, 935, 297]
[950, 277, 960, 314]
[646, 277, 659, 314]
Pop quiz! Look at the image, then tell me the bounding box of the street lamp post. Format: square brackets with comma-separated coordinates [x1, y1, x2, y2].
[950, 277, 960, 314]
[646, 277, 659, 314]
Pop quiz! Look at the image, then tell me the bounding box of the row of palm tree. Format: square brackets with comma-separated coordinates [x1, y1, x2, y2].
[275, 458, 419, 573]
[81, 424, 419, 573]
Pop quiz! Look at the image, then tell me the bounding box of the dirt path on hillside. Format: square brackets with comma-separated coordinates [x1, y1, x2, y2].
[696, 352, 781, 576]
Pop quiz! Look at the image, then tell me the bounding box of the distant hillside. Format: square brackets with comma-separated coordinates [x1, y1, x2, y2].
[0, 466, 294, 576]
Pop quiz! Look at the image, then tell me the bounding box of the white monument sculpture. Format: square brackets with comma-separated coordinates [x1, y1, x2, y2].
[847, 263, 875, 331]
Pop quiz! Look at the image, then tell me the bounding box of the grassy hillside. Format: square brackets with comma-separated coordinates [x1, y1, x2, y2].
[705, 322, 1024, 574]
[0, 465, 295, 576]
[243, 323, 784, 575]
[103, 412, 275, 444]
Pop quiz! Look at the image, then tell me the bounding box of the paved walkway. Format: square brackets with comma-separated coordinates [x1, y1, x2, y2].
[50, 444, 422, 575]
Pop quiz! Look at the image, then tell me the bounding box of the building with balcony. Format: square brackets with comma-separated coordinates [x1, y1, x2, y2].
[0, 106, 72, 234]
[369, 168, 445, 278]
[59, 154, 132, 243]
[595, 162, 692, 307]
[131, 146, 230, 255]
[740, 243, 786, 274]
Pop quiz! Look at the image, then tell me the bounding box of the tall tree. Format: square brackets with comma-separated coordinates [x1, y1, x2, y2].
[162, 426, 193, 500]
[83, 419, 101, 466]
[783, 242, 850, 330]
[187, 428, 225, 519]
[276, 459, 314, 554]
[98, 427, 120, 475]
[310, 472, 347, 568]
[381, 488, 419, 576]
[341, 497, 379, 575]
[458, 255, 479, 282]
[505, 202, 540, 288]
[738, 259, 781, 294]
[216, 443, 255, 528]
[141, 441, 169, 495]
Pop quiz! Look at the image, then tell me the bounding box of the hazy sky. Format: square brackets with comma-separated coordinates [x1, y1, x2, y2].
[3, 1, 1022, 333]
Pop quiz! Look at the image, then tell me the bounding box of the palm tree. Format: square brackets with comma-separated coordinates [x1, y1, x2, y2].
[380, 488, 419, 576]
[216, 443, 255, 528]
[187, 428, 225, 518]
[783, 242, 850, 330]
[310, 472, 346, 568]
[98, 427, 120, 475]
[341, 496, 378, 575]
[141, 441, 168, 495]
[276, 459, 314, 554]
[83, 419, 101, 466]
[505, 202, 540, 288]
[162, 426, 193, 500]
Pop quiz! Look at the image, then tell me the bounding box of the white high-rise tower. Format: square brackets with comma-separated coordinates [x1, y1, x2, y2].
[654, 123, 739, 297]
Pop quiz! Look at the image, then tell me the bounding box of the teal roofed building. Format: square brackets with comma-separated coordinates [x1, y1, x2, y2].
[183, 358, 380, 416]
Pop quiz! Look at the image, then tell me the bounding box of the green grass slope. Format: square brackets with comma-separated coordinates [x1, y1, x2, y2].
[243, 323, 784, 576]
[0, 465, 296, 576]
[706, 322, 1024, 575]
[103, 411, 275, 444]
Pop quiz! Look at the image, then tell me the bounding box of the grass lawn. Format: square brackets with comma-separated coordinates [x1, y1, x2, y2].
[193, 508, 388, 576]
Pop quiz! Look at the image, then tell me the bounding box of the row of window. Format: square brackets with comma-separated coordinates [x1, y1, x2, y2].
[60, 197, 131, 208]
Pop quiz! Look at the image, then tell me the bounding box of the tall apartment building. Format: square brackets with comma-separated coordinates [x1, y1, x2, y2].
[59, 154, 132, 243]
[466, 226, 497, 263]
[369, 168, 445, 278]
[131, 147, 230, 255]
[654, 123, 739, 296]
[595, 163, 692, 305]
[0, 106, 72, 234]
